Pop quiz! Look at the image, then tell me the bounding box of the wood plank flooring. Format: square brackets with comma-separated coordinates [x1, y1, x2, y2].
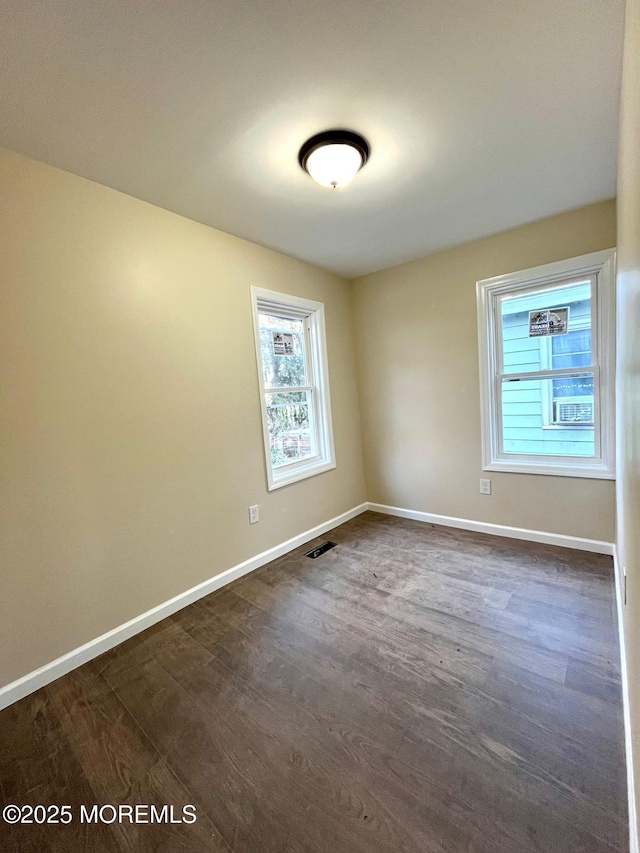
[0, 511, 628, 852]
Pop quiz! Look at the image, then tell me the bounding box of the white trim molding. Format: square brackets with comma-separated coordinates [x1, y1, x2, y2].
[367, 502, 614, 554]
[613, 547, 639, 853]
[0, 503, 368, 711]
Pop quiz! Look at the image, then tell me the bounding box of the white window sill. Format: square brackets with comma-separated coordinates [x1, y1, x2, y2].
[268, 459, 336, 491]
[484, 459, 615, 480]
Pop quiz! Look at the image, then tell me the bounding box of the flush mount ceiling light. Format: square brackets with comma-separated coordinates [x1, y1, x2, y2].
[298, 130, 369, 189]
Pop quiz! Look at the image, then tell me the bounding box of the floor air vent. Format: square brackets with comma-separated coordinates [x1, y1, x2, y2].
[306, 541, 337, 559]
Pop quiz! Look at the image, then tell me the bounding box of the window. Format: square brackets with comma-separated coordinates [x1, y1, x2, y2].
[251, 287, 335, 490]
[477, 250, 615, 478]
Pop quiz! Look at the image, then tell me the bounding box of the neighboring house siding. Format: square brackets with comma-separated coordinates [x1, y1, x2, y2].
[502, 299, 594, 456]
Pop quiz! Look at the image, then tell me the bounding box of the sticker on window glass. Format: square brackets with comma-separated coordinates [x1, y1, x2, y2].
[272, 331, 295, 355]
[528, 307, 569, 337]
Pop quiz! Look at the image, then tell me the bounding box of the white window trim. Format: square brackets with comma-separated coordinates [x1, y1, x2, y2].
[476, 249, 616, 479]
[251, 287, 336, 491]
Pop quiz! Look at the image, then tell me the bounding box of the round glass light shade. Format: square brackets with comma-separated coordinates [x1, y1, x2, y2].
[299, 130, 369, 189]
[304, 142, 364, 189]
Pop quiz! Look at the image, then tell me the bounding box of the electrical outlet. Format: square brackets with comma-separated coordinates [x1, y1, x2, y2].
[249, 505, 259, 524]
[479, 478, 492, 495]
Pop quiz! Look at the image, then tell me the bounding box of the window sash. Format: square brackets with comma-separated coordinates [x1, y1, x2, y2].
[496, 369, 600, 462]
[258, 310, 309, 391]
[495, 275, 597, 376]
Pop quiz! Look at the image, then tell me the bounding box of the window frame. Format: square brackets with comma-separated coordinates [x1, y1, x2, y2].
[251, 287, 336, 491]
[476, 249, 616, 479]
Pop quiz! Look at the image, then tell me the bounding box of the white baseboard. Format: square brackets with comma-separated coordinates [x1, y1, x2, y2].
[366, 502, 615, 555]
[613, 547, 638, 853]
[0, 503, 368, 711]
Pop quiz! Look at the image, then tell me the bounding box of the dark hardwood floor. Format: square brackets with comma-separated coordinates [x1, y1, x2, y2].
[0, 512, 628, 852]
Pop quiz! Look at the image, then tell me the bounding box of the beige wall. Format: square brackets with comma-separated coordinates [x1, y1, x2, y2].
[0, 147, 366, 689]
[351, 201, 617, 542]
[616, 0, 640, 842]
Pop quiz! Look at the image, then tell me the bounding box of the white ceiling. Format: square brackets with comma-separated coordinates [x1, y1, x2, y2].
[0, 0, 625, 278]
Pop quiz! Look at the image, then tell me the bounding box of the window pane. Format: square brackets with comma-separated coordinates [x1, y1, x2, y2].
[551, 329, 592, 369]
[265, 391, 315, 468]
[500, 280, 591, 375]
[258, 313, 307, 389]
[552, 371, 594, 400]
[501, 375, 595, 457]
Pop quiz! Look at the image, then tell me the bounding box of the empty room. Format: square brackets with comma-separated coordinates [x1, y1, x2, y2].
[1, 1, 639, 851]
